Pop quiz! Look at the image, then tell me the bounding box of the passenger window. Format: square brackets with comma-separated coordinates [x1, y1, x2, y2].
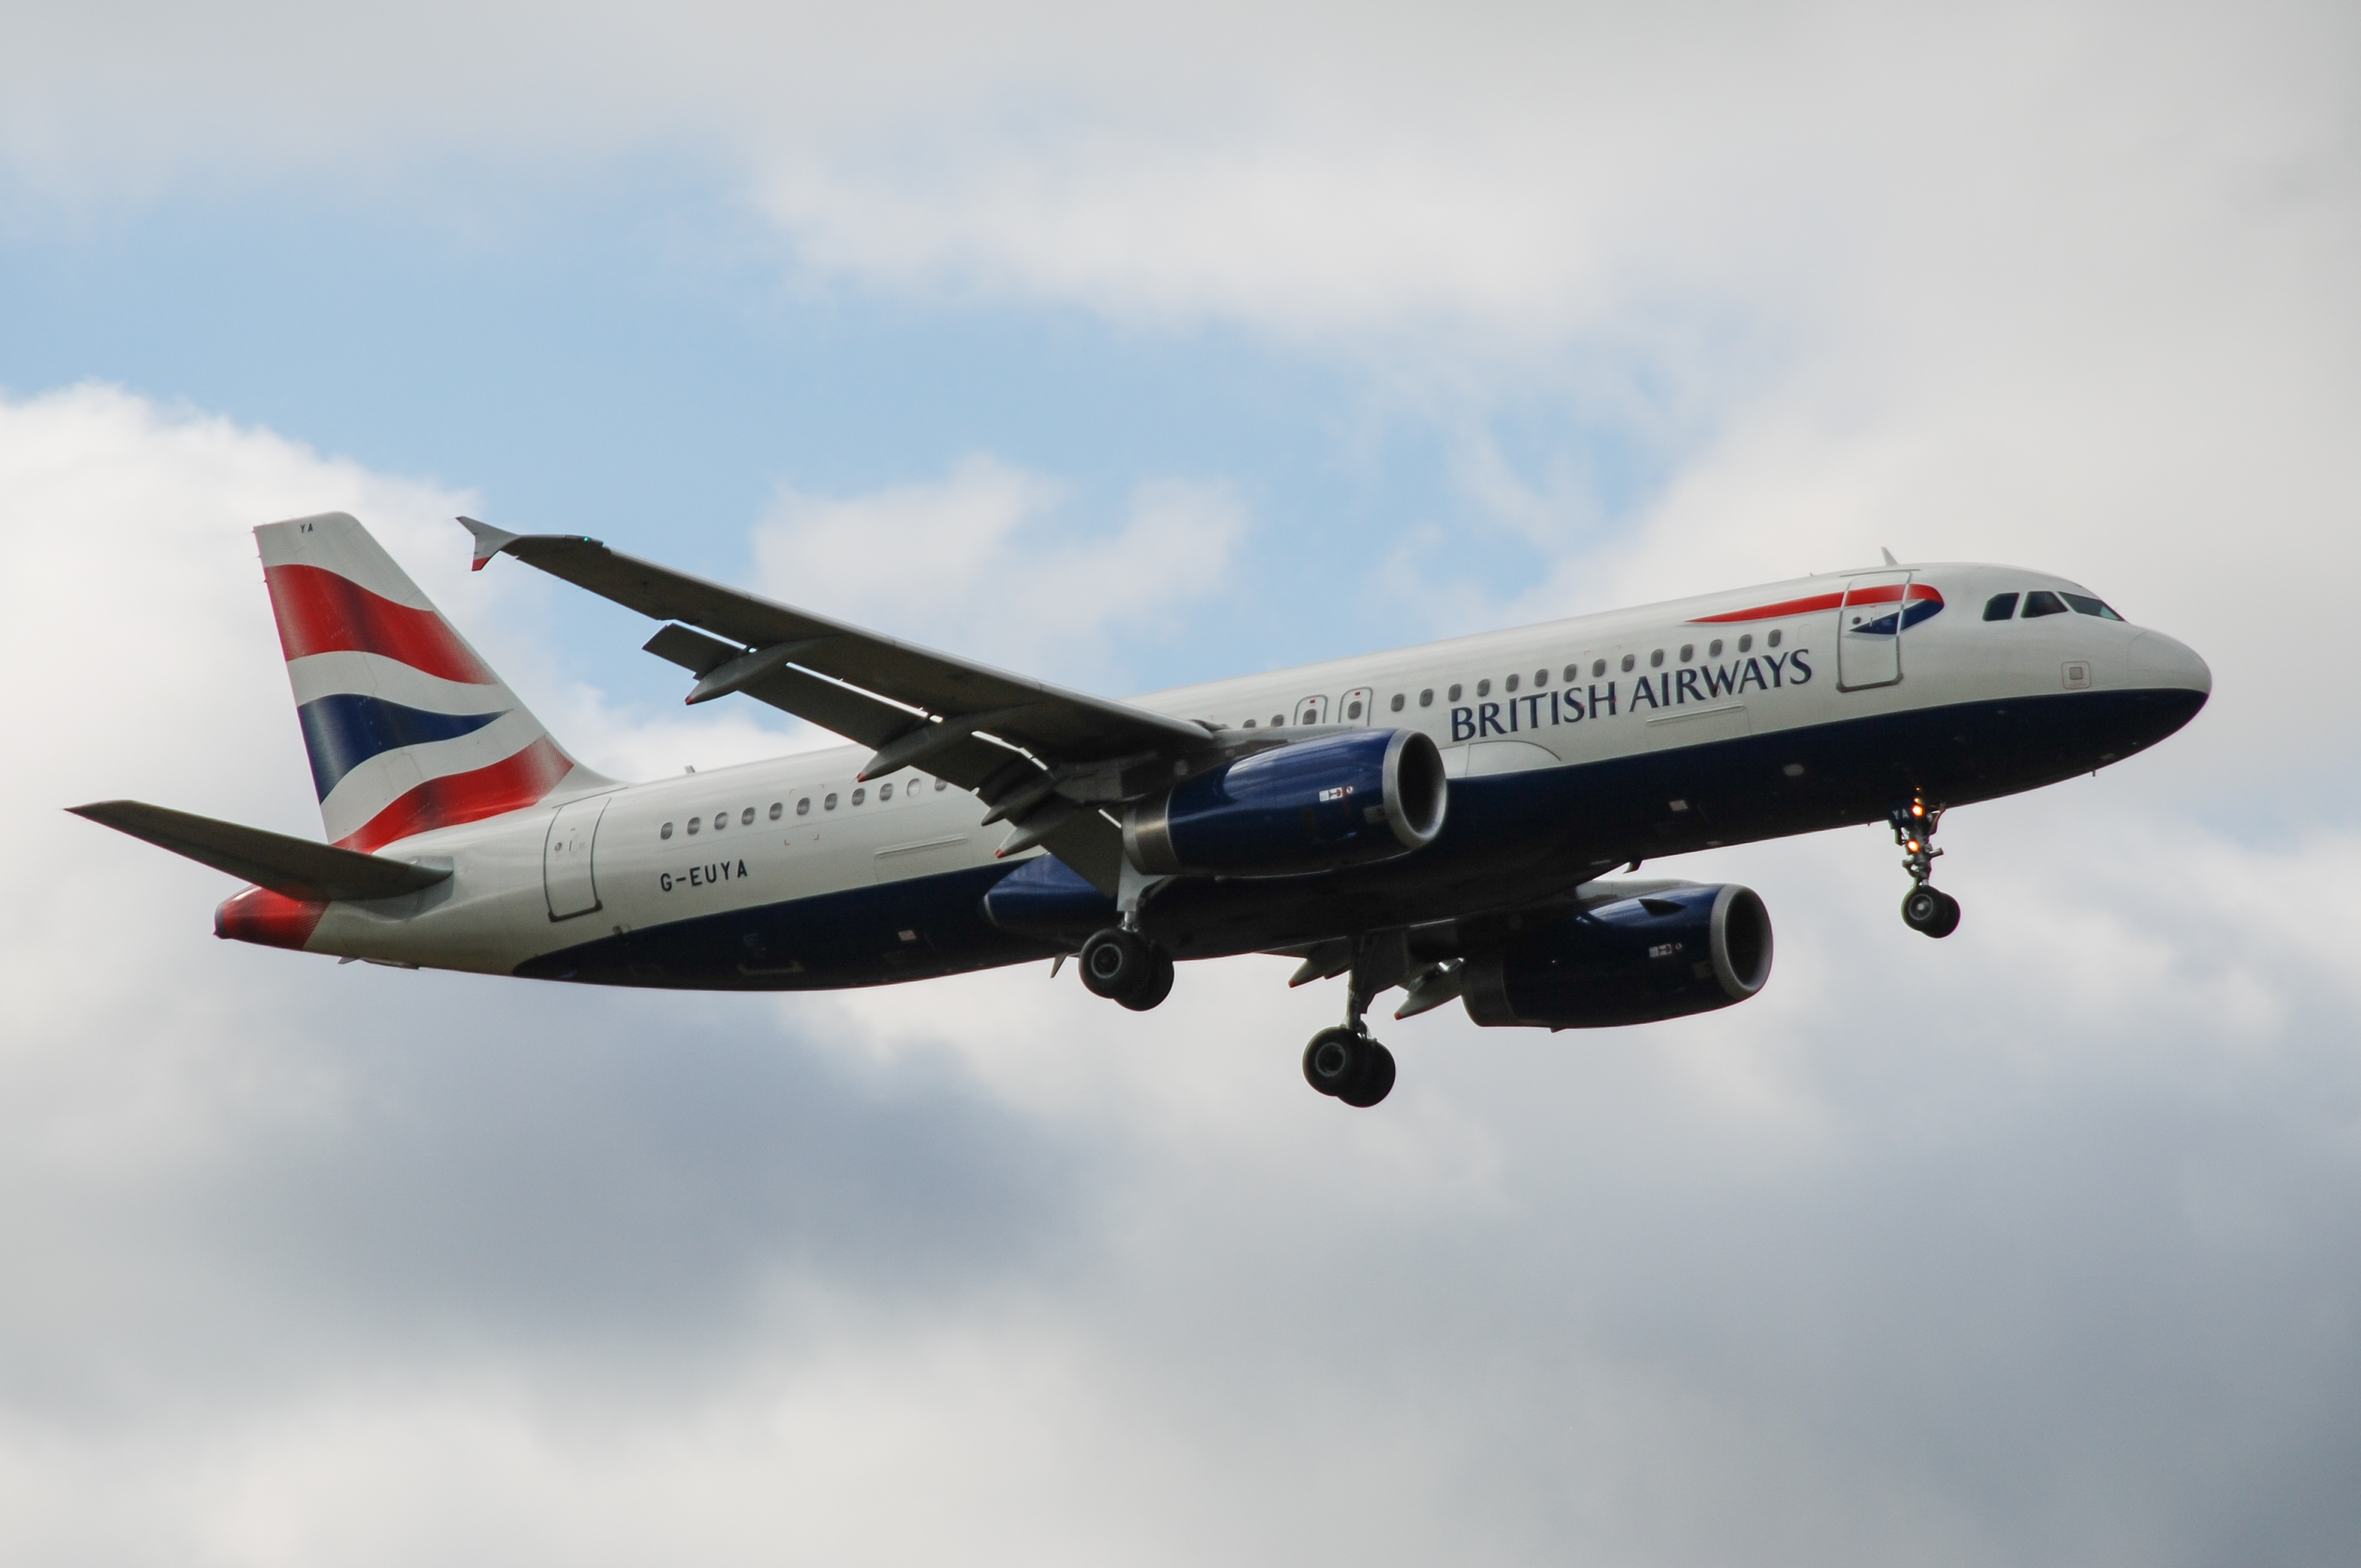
[1563, 665, 1579, 683]
[741, 807, 755, 826]
[1242, 718, 1256, 728]
[1504, 674, 1518, 693]
[1678, 644, 1694, 663]
[797, 798, 811, 816]
[1737, 634, 1752, 652]
[768, 802, 783, 820]
[1984, 593, 2019, 621]
[1448, 685, 1462, 701]
[823, 793, 838, 811]
[1649, 649, 1664, 668]
[1477, 679, 1492, 697]
[1535, 668, 1549, 686]
[1346, 698, 1363, 719]
[880, 782, 894, 801]
[1620, 654, 1635, 673]
[1389, 693, 1405, 712]
[2023, 590, 2067, 618]
[2062, 593, 2124, 621]
[1593, 659, 1607, 678]
[661, 822, 673, 840]
[1419, 689, 1434, 707]
[936, 779, 947, 791]
[1768, 630, 1782, 648]
[687, 817, 701, 834]
[852, 787, 866, 805]
[1271, 713, 1284, 727]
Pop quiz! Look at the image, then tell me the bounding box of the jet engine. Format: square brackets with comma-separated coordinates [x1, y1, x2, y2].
[1461, 883, 1773, 1029]
[1122, 728, 1447, 877]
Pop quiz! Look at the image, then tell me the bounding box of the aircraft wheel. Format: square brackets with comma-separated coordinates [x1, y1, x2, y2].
[1080, 927, 1152, 1000]
[1901, 886, 1962, 939]
[1119, 948, 1175, 1012]
[1302, 1027, 1396, 1107]
[1338, 1042, 1397, 1108]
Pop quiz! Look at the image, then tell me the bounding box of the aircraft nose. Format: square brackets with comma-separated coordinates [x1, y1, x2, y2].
[2127, 630, 2211, 696]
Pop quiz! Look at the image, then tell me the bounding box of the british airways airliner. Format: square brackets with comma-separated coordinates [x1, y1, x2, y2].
[73, 513, 2210, 1108]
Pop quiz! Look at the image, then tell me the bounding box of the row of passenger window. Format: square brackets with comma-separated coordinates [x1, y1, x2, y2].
[658, 776, 952, 840]
[1984, 591, 2123, 622]
[1230, 628, 1788, 728]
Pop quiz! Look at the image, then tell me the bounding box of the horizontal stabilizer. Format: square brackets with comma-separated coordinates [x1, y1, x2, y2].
[69, 801, 453, 902]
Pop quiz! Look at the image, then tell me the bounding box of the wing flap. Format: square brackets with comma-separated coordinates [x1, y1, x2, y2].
[69, 800, 453, 902]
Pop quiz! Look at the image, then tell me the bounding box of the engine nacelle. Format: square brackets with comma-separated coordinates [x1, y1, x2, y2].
[1461, 883, 1773, 1029]
[1123, 729, 1447, 877]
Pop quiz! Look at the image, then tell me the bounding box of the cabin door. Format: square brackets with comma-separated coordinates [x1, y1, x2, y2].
[1836, 571, 1912, 691]
[543, 795, 609, 920]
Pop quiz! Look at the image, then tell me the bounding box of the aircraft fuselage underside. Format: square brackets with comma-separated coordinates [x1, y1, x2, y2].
[516, 686, 2202, 990]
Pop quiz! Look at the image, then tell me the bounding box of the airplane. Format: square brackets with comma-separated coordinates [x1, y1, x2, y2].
[72, 513, 2210, 1108]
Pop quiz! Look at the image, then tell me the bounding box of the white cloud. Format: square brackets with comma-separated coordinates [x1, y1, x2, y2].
[750, 453, 1247, 690]
[2, 2, 2345, 343]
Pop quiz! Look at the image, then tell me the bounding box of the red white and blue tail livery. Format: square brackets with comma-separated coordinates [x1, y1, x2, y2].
[260, 513, 597, 850]
[74, 511, 2211, 1109]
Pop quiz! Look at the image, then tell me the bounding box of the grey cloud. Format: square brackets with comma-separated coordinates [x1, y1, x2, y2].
[0, 968, 1097, 1424]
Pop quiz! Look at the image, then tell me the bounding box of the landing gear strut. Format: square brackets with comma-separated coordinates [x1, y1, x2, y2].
[1302, 933, 1403, 1107]
[1889, 798, 1961, 939]
[1078, 926, 1174, 1011]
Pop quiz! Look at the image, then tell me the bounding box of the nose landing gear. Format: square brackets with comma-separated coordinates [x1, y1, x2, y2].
[1890, 798, 1961, 938]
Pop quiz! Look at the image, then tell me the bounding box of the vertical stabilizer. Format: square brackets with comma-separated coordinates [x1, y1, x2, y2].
[255, 512, 601, 850]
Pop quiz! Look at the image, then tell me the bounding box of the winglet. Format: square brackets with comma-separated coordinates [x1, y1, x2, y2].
[458, 516, 522, 572]
[1880, 547, 1900, 566]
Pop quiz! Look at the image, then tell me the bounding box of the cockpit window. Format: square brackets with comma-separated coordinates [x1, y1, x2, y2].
[2021, 590, 2067, 618]
[2061, 593, 2124, 621]
[1983, 593, 2020, 621]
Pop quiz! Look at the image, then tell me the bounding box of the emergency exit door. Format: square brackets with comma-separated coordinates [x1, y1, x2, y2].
[543, 795, 609, 920]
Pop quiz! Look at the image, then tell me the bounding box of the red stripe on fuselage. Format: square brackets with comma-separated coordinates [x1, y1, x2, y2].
[215, 886, 328, 949]
[338, 735, 574, 852]
[265, 563, 496, 685]
[1691, 583, 1942, 624]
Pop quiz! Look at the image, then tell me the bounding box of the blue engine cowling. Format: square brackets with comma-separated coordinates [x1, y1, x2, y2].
[1122, 728, 1448, 877]
[1461, 883, 1773, 1028]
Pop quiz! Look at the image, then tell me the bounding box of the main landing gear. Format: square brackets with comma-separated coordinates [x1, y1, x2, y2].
[1889, 798, 1961, 939]
[1073, 923, 1401, 1108]
[1303, 1027, 1396, 1108]
[1077, 926, 1174, 1011]
[1301, 933, 1404, 1108]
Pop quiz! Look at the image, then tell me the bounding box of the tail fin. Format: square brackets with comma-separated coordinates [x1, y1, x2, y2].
[257, 512, 600, 850]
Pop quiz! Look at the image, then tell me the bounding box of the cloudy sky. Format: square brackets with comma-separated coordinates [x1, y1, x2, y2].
[3, 1, 2358, 1561]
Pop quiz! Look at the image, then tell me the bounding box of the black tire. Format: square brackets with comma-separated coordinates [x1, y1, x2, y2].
[1079, 927, 1150, 999]
[1302, 1027, 1361, 1096]
[1119, 949, 1175, 1011]
[1901, 886, 1962, 939]
[1336, 1042, 1397, 1108]
[1302, 1028, 1397, 1106]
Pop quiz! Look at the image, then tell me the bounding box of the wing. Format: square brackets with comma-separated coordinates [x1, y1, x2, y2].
[463, 520, 1221, 894]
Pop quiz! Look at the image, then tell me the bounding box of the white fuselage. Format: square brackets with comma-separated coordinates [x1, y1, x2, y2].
[301, 562, 2208, 977]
